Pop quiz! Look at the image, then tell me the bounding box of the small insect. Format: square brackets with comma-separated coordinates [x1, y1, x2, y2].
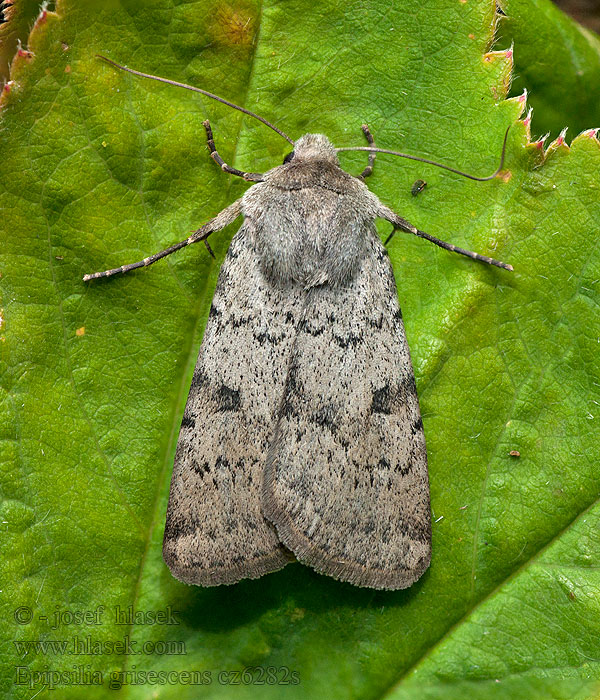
[509, 450, 521, 457]
[85, 56, 512, 590]
[411, 179, 427, 196]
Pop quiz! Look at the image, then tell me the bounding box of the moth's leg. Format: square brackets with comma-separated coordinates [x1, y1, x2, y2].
[203, 120, 264, 182]
[83, 199, 243, 281]
[357, 124, 376, 180]
[378, 204, 513, 272]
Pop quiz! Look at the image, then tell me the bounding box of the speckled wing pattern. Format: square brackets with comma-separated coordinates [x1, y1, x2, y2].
[263, 233, 431, 590]
[163, 224, 301, 585]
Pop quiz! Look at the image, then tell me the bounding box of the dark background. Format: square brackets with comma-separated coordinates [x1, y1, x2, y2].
[554, 0, 600, 32]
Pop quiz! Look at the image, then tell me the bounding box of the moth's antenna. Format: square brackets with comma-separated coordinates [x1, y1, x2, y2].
[336, 125, 511, 181]
[96, 55, 295, 146]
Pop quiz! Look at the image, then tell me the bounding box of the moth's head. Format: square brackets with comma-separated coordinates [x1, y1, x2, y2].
[283, 134, 339, 166]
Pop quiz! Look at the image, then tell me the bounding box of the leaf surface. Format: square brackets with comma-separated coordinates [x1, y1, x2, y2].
[498, 0, 600, 138]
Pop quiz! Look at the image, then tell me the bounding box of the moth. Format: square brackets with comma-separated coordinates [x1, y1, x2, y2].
[85, 56, 512, 590]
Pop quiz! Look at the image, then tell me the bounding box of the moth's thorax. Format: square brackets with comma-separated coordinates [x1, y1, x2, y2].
[262, 133, 349, 193]
[240, 138, 383, 289]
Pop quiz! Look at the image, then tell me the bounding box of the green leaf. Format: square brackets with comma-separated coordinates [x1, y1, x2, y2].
[497, 0, 600, 138]
[0, 0, 44, 82]
[1, 1, 599, 699]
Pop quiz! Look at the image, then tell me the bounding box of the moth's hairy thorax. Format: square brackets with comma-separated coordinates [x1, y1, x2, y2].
[241, 151, 382, 289]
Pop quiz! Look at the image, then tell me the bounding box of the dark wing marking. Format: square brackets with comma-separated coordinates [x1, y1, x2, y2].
[263, 232, 431, 589]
